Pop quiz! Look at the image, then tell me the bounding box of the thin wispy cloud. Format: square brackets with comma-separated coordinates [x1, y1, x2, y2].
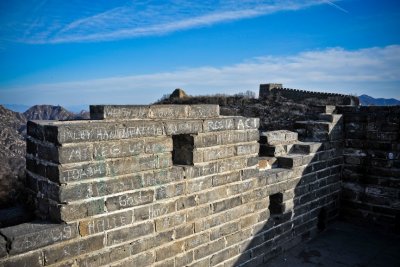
[1, 45, 399, 105]
[1, 0, 328, 44]
[322, 0, 349, 13]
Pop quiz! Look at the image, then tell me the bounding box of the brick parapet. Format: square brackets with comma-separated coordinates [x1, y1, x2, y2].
[259, 84, 359, 106]
[0, 104, 343, 267]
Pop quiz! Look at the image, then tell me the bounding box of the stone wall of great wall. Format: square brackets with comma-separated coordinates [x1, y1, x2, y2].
[0, 85, 398, 267]
[337, 106, 400, 231]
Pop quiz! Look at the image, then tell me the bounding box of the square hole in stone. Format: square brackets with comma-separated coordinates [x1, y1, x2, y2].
[172, 134, 194, 165]
[269, 193, 283, 215]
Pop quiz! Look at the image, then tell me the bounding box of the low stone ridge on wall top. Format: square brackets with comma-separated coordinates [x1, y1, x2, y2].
[90, 104, 220, 120]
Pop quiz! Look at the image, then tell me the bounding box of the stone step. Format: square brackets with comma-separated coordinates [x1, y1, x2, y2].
[259, 143, 293, 157]
[259, 157, 278, 170]
[291, 142, 323, 154]
[295, 120, 343, 142]
[318, 114, 342, 123]
[277, 154, 310, 168]
[0, 205, 33, 228]
[311, 105, 336, 114]
[259, 130, 298, 145]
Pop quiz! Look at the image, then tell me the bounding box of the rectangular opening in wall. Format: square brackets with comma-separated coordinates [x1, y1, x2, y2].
[269, 193, 283, 215]
[172, 134, 194, 165]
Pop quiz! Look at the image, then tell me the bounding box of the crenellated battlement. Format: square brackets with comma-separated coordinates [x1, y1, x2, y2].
[259, 84, 359, 106]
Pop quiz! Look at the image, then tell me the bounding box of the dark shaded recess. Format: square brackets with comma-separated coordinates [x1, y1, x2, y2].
[172, 134, 194, 165]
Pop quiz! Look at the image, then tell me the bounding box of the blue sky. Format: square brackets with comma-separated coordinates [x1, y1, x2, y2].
[0, 0, 399, 109]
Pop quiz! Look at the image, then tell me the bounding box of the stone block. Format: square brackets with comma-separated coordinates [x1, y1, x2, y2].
[111, 251, 155, 267]
[155, 240, 184, 261]
[55, 153, 171, 184]
[155, 258, 174, 267]
[49, 199, 105, 222]
[234, 117, 259, 130]
[150, 105, 188, 119]
[213, 196, 242, 213]
[176, 251, 194, 266]
[203, 118, 235, 132]
[210, 246, 239, 266]
[278, 154, 305, 168]
[194, 238, 225, 260]
[90, 105, 150, 120]
[38, 181, 91, 202]
[187, 176, 213, 193]
[187, 206, 212, 222]
[200, 146, 236, 162]
[193, 131, 249, 148]
[174, 223, 194, 239]
[0, 221, 78, 255]
[184, 233, 209, 250]
[29, 120, 165, 144]
[79, 210, 133, 236]
[291, 142, 322, 154]
[247, 129, 260, 142]
[155, 182, 185, 200]
[142, 167, 184, 188]
[188, 105, 219, 118]
[92, 174, 143, 197]
[43, 234, 104, 265]
[106, 190, 154, 211]
[2, 251, 43, 267]
[210, 222, 239, 241]
[92, 139, 145, 159]
[106, 222, 153, 246]
[144, 137, 173, 154]
[260, 130, 298, 145]
[211, 171, 241, 187]
[184, 157, 247, 178]
[155, 213, 186, 232]
[164, 120, 203, 135]
[236, 143, 259, 156]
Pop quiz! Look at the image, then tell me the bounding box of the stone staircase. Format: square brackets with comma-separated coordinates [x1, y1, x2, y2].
[259, 105, 343, 171]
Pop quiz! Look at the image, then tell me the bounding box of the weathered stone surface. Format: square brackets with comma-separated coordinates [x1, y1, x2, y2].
[91, 104, 220, 120]
[188, 105, 219, 118]
[111, 251, 155, 267]
[53, 153, 171, 183]
[155, 240, 184, 261]
[43, 234, 104, 264]
[203, 118, 235, 132]
[194, 238, 225, 260]
[0, 221, 78, 254]
[106, 190, 154, 211]
[79, 210, 133, 236]
[49, 199, 105, 222]
[234, 117, 259, 130]
[28, 120, 165, 144]
[1, 251, 43, 267]
[90, 105, 150, 120]
[107, 222, 153, 246]
[260, 130, 298, 145]
[155, 213, 186, 232]
[150, 105, 188, 119]
[193, 131, 249, 147]
[164, 120, 203, 135]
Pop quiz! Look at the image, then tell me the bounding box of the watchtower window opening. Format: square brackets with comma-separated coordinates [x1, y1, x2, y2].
[172, 134, 194, 165]
[269, 193, 283, 215]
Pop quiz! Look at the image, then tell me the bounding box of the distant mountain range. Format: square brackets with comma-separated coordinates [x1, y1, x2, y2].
[359, 94, 400, 106]
[3, 104, 89, 113]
